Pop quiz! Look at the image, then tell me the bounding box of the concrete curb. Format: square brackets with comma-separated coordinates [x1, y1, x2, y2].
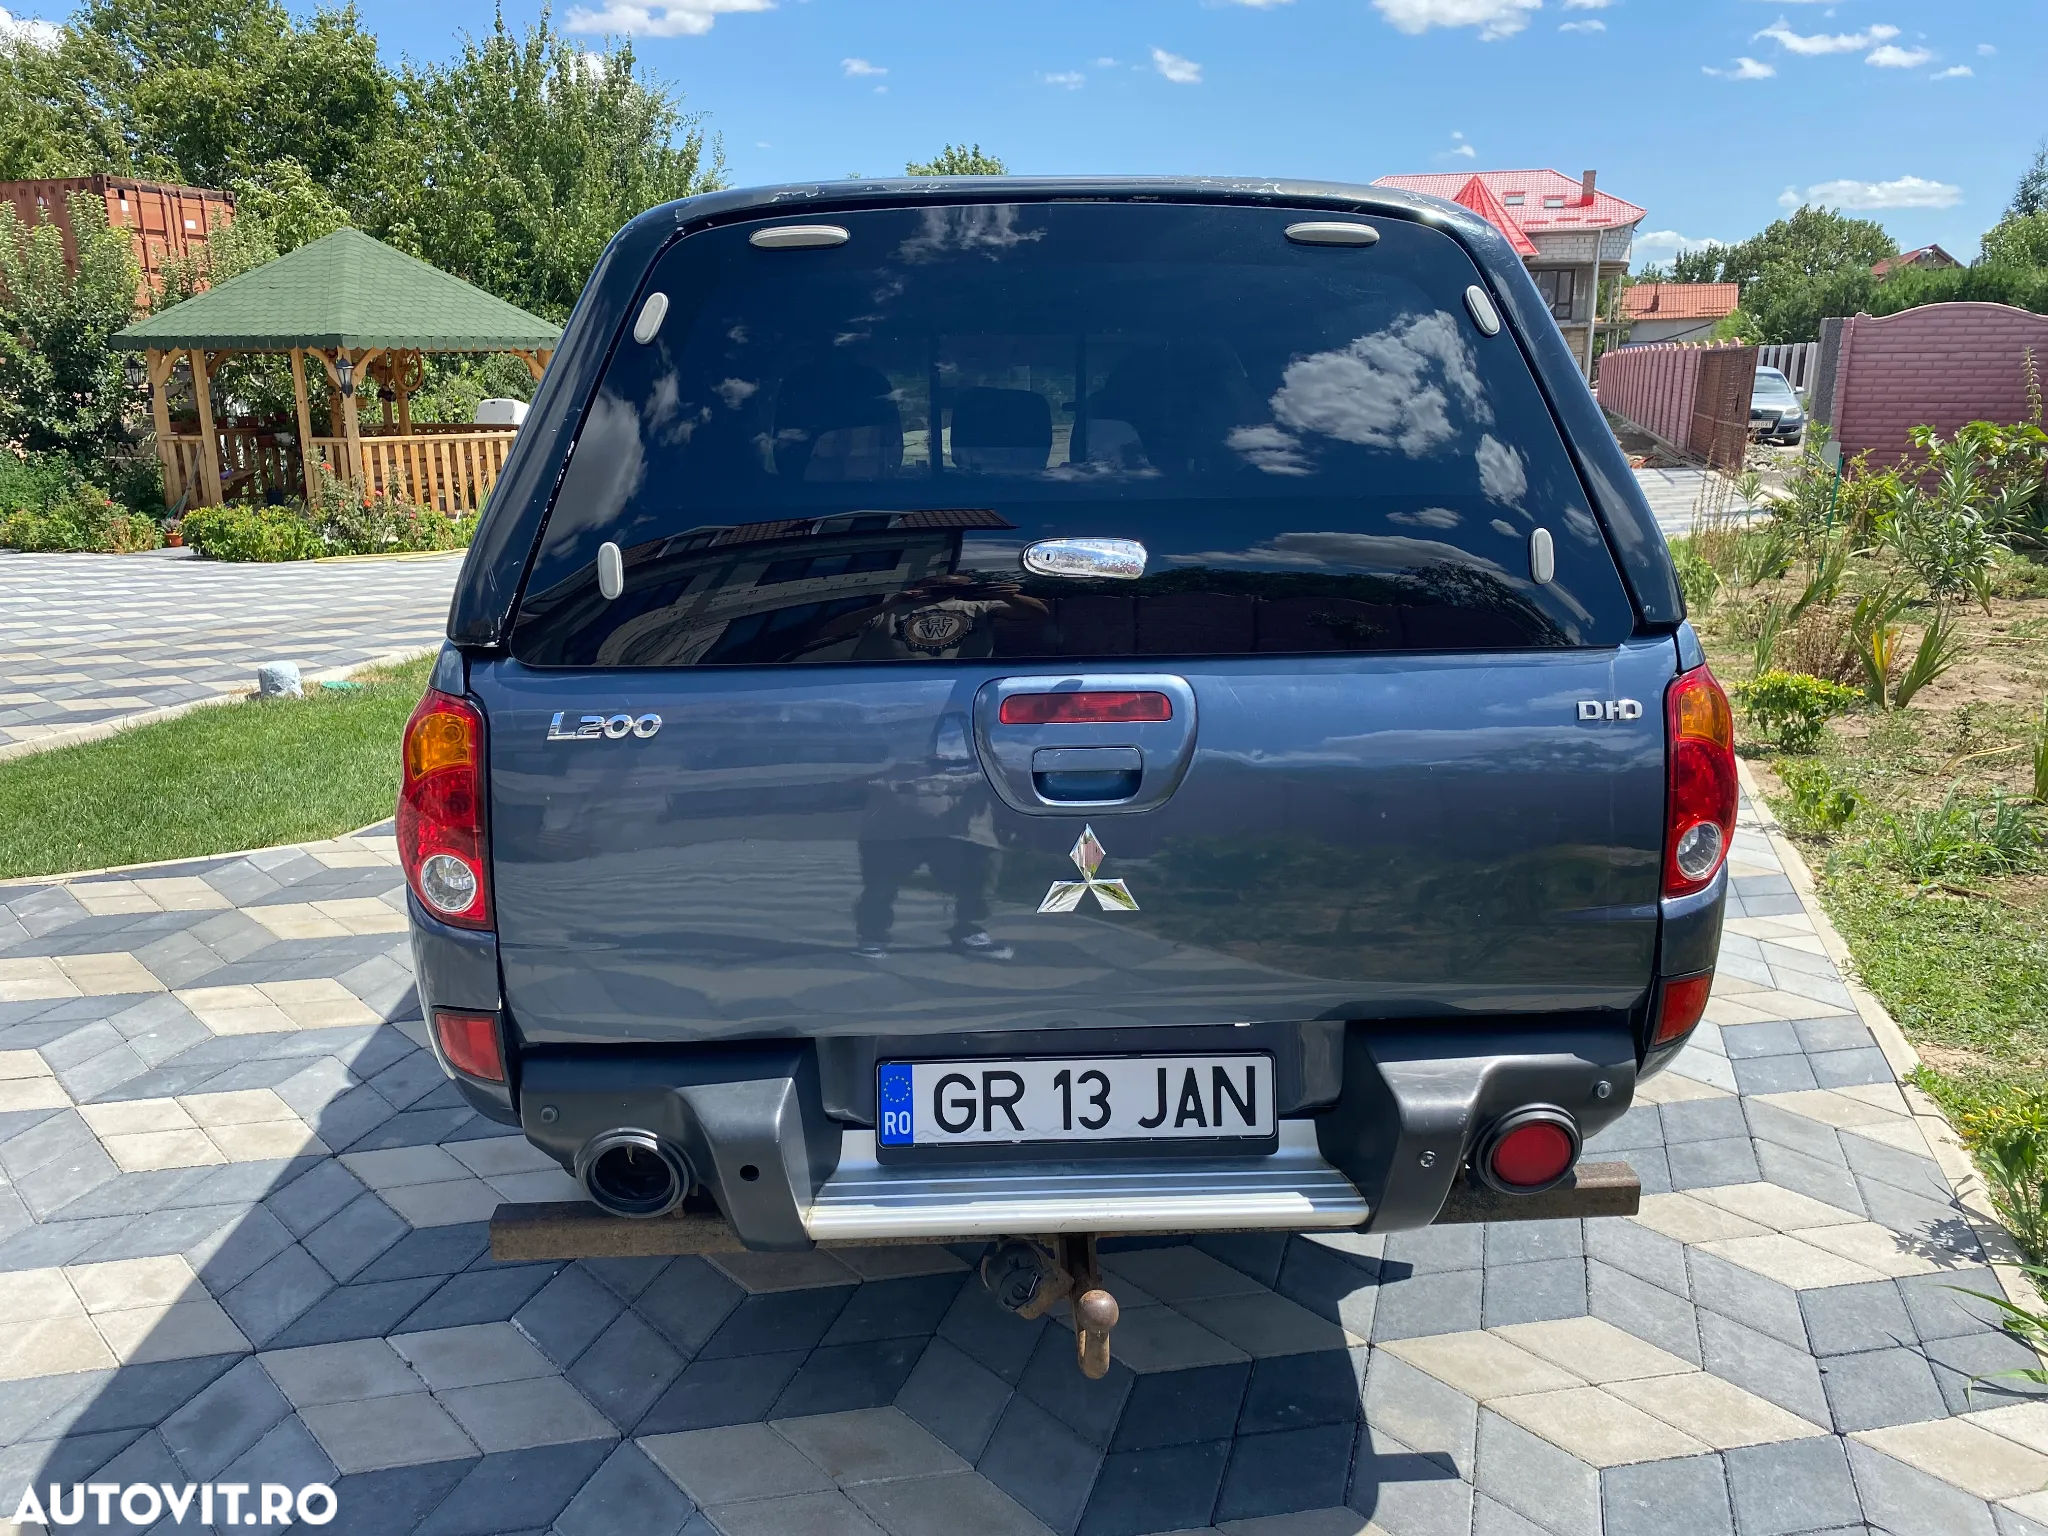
[0, 645, 435, 767]
[1736, 757, 2047, 1325]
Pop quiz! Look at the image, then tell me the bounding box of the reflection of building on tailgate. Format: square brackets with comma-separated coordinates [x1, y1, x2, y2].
[597, 508, 1014, 665]
[1372, 169, 1644, 380]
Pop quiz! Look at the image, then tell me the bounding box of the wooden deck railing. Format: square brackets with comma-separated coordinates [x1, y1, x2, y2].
[159, 425, 519, 513]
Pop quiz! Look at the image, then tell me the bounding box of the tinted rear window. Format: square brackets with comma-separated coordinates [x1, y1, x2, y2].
[511, 201, 1633, 666]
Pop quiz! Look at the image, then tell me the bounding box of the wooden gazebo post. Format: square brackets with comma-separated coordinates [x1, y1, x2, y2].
[187, 347, 225, 508]
[288, 348, 320, 504]
[145, 349, 178, 509]
[337, 347, 364, 492]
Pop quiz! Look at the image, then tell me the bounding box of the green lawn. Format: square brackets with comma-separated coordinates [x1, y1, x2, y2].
[0, 653, 434, 880]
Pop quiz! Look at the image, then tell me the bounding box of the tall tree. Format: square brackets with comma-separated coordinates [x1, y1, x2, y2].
[0, 193, 141, 463]
[906, 144, 1006, 176]
[2009, 139, 2048, 220]
[1716, 205, 1898, 291]
[1669, 246, 1727, 284]
[378, 13, 724, 317]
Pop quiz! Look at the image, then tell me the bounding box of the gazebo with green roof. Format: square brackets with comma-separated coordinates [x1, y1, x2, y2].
[113, 227, 561, 512]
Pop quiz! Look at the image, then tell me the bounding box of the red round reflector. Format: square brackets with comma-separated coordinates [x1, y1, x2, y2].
[1490, 1121, 1577, 1190]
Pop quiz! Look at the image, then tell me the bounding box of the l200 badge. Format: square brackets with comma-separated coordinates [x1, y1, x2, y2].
[547, 711, 662, 741]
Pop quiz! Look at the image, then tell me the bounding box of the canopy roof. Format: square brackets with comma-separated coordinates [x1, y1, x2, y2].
[114, 228, 560, 353]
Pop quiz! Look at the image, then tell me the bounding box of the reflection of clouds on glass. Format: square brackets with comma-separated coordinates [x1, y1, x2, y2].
[1563, 506, 1600, 542]
[1389, 506, 1461, 529]
[715, 378, 758, 409]
[548, 389, 645, 545]
[1168, 531, 1510, 576]
[1225, 424, 1311, 476]
[1476, 434, 1527, 505]
[648, 372, 680, 427]
[1231, 311, 1495, 474]
[1491, 518, 1520, 537]
[727, 324, 749, 345]
[896, 205, 1047, 262]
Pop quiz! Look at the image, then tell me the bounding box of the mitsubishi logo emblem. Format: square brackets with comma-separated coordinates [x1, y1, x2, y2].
[1037, 826, 1140, 914]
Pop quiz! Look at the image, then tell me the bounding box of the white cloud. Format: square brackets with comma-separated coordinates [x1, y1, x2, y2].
[1633, 230, 1729, 267]
[1372, 0, 1543, 43]
[1094, 56, 1119, 67]
[1151, 47, 1203, 83]
[1978, 43, 1996, 55]
[1560, 19, 1606, 31]
[1041, 70, 1086, 88]
[1441, 130, 1479, 161]
[1562, 0, 1614, 8]
[1218, 0, 1293, 7]
[0, 6, 61, 45]
[1704, 57, 1776, 79]
[1754, 19, 1898, 56]
[1787, 175, 1963, 211]
[841, 57, 886, 77]
[1865, 44, 1933, 68]
[564, 0, 773, 37]
[1930, 65, 1972, 79]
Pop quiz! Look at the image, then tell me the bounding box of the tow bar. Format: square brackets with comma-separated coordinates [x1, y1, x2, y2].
[982, 1234, 1122, 1378]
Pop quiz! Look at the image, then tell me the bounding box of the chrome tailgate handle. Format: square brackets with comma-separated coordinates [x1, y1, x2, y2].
[1022, 538, 1147, 580]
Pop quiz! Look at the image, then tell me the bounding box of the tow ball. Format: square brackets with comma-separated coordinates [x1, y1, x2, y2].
[982, 1235, 1121, 1378]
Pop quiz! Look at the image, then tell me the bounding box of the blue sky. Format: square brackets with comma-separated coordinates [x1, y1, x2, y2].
[13, 0, 2042, 268]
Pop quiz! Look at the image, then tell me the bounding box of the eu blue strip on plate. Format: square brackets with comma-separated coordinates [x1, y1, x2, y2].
[877, 1062, 914, 1146]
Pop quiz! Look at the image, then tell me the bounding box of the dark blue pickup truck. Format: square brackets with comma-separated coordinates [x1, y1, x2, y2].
[399, 178, 1733, 1368]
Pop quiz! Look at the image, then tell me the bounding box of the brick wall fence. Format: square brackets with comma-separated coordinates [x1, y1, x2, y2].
[1595, 342, 1758, 467]
[1815, 302, 2048, 467]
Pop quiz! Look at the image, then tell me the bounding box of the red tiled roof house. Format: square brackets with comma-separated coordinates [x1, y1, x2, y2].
[1620, 282, 1741, 345]
[1373, 169, 1646, 379]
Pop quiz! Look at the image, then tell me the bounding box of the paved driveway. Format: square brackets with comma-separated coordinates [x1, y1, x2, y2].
[0, 552, 462, 761]
[0, 800, 2041, 1536]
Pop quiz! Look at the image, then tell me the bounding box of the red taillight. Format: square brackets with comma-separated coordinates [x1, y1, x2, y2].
[435, 1009, 505, 1081]
[1651, 971, 1715, 1048]
[1664, 664, 1736, 898]
[397, 688, 491, 930]
[999, 691, 1174, 725]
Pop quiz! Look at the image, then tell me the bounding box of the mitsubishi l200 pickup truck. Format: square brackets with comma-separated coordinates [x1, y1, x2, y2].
[401, 177, 1733, 1374]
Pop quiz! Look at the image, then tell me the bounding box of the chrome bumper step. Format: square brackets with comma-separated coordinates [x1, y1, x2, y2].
[802, 1120, 1369, 1240]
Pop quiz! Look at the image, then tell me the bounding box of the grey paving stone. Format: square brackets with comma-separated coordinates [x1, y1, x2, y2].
[302, 1191, 411, 1283]
[581, 1255, 673, 1302]
[1817, 1345, 1949, 1431]
[1810, 1048, 1896, 1089]
[1924, 1329, 2048, 1413]
[1733, 1054, 1820, 1095]
[0, 1367, 111, 1443]
[1380, 1223, 1486, 1275]
[0, 1211, 127, 1270]
[1588, 1259, 1703, 1366]
[936, 1276, 1050, 1384]
[635, 1349, 807, 1434]
[1688, 1250, 1808, 1351]
[1743, 1101, 1849, 1166]
[1371, 1266, 1483, 1342]
[566, 1308, 685, 1431]
[1622, 1144, 1674, 1196]
[222, 1242, 338, 1348]
[1666, 1136, 1762, 1190]
[1586, 1217, 1691, 1297]
[397, 1261, 563, 1332]
[265, 1275, 447, 1349]
[1363, 1349, 1480, 1482]
[1793, 1019, 1876, 1054]
[553, 1440, 697, 1536]
[1845, 1437, 1996, 1536]
[75, 1428, 185, 1535]
[0, 1428, 145, 1511]
[1661, 1098, 1752, 1144]
[632, 1254, 746, 1355]
[1016, 1323, 1136, 1449]
[1896, 1266, 2008, 1342]
[977, 1390, 1106, 1536]
[1472, 1489, 1560, 1536]
[1584, 1105, 1663, 1153]
[1350, 1423, 1474, 1536]
[47, 1166, 219, 1220]
[1841, 1136, 1954, 1203]
[1236, 1347, 1366, 1436]
[1213, 1422, 1355, 1524]
[821, 1272, 967, 1346]
[1481, 1256, 1588, 1328]
[216, 1409, 342, 1506]
[415, 1440, 614, 1536]
[897, 1336, 1017, 1463]
[1725, 1435, 1862, 1536]
[1472, 1409, 1600, 1536]
[1752, 1141, 1867, 1216]
[1079, 1437, 1229, 1536]
[1271, 1235, 1378, 1337]
[515, 1263, 628, 1367]
[1721, 1021, 1804, 1059]
[188, 1203, 298, 1293]
[696, 1284, 853, 1361]
[159, 1356, 294, 1480]
[1698, 1309, 1832, 1426]
[1856, 1179, 1982, 1262]
[1483, 1219, 1585, 1266]
[73, 1201, 241, 1264]
[13, 1135, 119, 1218]
[1799, 1281, 1915, 1357]
[1603, 1453, 1732, 1536]
[355, 1222, 491, 1284]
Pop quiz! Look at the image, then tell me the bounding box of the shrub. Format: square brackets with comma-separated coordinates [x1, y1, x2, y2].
[0, 480, 162, 552]
[1732, 670, 1861, 752]
[1668, 536, 1721, 612]
[181, 503, 325, 562]
[0, 446, 78, 516]
[1779, 761, 1861, 835]
[1880, 787, 2043, 880]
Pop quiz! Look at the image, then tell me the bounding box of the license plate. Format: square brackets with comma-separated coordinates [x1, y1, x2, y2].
[876, 1055, 1275, 1147]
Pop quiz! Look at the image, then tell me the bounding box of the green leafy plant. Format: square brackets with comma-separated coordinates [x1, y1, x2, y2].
[0, 481, 161, 553]
[1892, 608, 1968, 709]
[1733, 670, 1861, 752]
[1749, 601, 1789, 678]
[1849, 583, 1913, 708]
[1779, 761, 1861, 835]
[1882, 787, 2043, 880]
[1668, 537, 1722, 613]
[1975, 1121, 2048, 1265]
[2033, 696, 2048, 805]
[180, 503, 325, 562]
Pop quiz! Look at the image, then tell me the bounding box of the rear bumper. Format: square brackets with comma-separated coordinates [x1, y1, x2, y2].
[513, 1019, 1639, 1250]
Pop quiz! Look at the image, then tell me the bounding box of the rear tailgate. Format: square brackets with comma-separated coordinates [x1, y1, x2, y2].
[481, 196, 1669, 1047]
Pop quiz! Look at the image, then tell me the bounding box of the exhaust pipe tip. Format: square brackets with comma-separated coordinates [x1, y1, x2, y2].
[576, 1129, 692, 1218]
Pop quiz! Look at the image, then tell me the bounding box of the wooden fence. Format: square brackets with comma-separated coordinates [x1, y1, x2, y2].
[159, 425, 518, 513]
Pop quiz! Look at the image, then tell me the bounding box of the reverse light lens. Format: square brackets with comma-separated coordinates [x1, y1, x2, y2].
[1652, 971, 1716, 1048]
[398, 689, 491, 930]
[1000, 691, 1173, 725]
[435, 1009, 504, 1081]
[1664, 664, 1737, 898]
[1491, 1121, 1577, 1190]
